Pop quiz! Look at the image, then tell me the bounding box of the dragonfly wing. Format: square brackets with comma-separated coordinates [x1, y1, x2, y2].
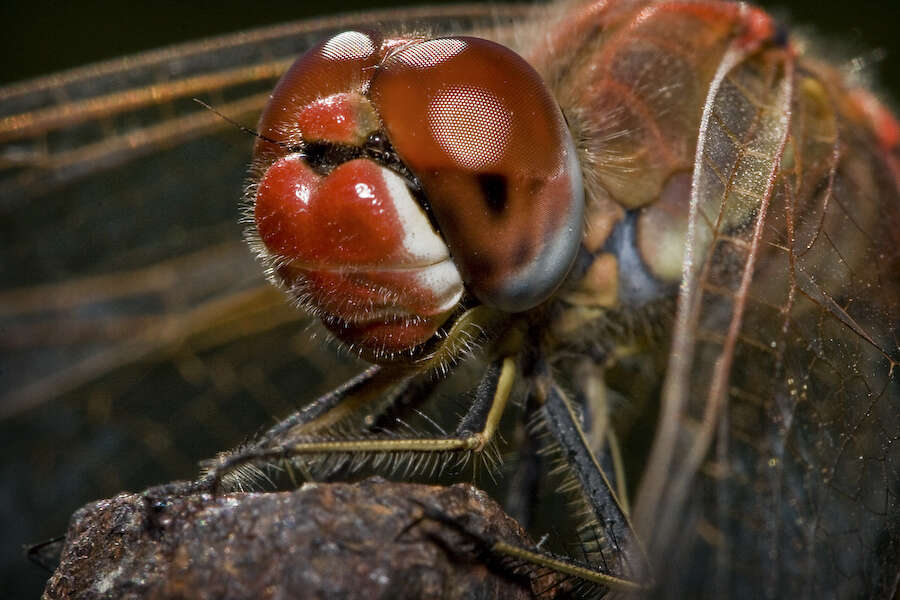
[0, 5, 531, 596]
[0, 4, 529, 416]
[637, 34, 900, 597]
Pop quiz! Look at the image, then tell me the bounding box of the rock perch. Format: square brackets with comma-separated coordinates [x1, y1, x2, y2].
[43, 478, 559, 599]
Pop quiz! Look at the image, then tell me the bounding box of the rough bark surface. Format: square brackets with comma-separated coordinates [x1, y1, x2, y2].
[43, 478, 552, 600]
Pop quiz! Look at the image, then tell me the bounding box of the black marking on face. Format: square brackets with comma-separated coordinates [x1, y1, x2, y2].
[477, 173, 508, 215]
[303, 141, 362, 174]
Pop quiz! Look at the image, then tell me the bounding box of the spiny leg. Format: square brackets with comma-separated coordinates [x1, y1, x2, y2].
[256, 365, 389, 441]
[204, 357, 518, 493]
[459, 376, 652, 595]
[411, 376, 651, 595]
[201, 354, 652, 593]
[140, 366, 404, 497]
[538, 382, 651, 583]
[412, 492, 646, 595]
[503, 386, 542, 529]
[252, 364, 433, 444]
[183, 364, 426, 491]
[187, 348, 651, 592]
[572, 357, 631, 516]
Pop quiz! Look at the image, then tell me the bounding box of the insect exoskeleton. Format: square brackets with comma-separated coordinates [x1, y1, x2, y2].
[249, 30, 584, 360]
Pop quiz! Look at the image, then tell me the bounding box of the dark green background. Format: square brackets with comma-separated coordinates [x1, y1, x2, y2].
[1, 1, 897, 598]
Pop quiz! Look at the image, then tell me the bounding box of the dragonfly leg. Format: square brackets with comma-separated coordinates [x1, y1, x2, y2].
[141, 365, 426, 496]
[404, 377, 651, 595]
[503, 389, 542, 529]
[410, 494, 646, 595]
[203, 357, 517, 492]
[186, 364, 428, 491]
[571, 357, 631, 516]
[254, 365, 408, 443]
[491, 381, 653, 592]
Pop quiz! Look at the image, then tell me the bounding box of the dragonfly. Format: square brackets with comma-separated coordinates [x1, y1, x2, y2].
[1, 1, 898, 597]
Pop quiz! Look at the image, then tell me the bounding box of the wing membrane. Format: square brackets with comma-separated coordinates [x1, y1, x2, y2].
[0, 6, 532, 596]
[0, 3, 527, 410]
[639, 37, 900, 597]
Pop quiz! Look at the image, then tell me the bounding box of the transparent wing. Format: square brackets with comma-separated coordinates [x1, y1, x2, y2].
[637, 38, 900, 597]
[0, 5, 530, 596]
[2, 5, 518, 416]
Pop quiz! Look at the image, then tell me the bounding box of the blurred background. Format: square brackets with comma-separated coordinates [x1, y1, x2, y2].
[1, 1, 898, 597]
[2, 0, 899, 90]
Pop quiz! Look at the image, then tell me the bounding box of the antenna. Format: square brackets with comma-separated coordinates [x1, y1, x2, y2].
[192, 98, 298, 151]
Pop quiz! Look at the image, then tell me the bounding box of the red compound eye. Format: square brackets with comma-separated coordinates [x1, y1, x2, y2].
[370, 37, 583, 312]
[250, 31, 583, 355]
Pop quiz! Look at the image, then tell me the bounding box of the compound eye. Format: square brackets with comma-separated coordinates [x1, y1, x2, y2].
[255, 30, 382, 162]
[370, 37, 584, 312]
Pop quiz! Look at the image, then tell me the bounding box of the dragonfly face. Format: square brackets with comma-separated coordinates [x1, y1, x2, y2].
[250, 31, 583, 356]
[1, 1, 899, 598]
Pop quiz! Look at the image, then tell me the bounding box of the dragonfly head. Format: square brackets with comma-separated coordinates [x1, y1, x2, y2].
[249, 30, 583, 359]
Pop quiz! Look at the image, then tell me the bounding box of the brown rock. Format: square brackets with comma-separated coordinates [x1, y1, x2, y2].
[43, 478, 554, 599]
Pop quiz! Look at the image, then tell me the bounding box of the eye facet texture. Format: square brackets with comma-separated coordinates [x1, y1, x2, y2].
[371, 37, 584, 312]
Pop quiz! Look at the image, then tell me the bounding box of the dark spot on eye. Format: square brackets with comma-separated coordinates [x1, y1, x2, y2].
[477, 174, 508, 215]
[513, 239, 531, 268]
